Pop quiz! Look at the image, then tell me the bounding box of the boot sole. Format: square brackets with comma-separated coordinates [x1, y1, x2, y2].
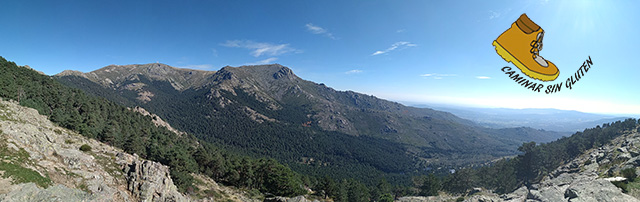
[492, 40, 558, 81]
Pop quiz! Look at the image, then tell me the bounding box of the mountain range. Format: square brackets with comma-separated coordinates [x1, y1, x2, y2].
[55, 63, 564, 179]
[417, 104, 629, 132]
[2, 56, 636, 201]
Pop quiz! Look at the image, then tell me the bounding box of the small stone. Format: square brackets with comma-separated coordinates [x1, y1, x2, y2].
[618, 147, 628, 153]
[565, 188, 578, 199]
[618, 153, 632, 161]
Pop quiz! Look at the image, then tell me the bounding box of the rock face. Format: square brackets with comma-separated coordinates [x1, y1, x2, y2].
[0, 98, 186, 202]
[122, 156, 185, 202]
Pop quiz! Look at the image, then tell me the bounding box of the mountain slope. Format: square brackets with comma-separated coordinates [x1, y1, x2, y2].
[56, 63, 564, 179]
[467, 121, 640, 201]
[396, 119, 640, 201]
[0, 97, 292, 202]
[0, 98, 187, 201]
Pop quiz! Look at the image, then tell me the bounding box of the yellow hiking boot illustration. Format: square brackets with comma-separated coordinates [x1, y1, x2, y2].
[493, 14, 559, 81]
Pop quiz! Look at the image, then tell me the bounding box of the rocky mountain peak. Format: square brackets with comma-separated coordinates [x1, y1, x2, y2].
[210, 66, 238, 82]
[207, 64, 300, 91]
[273, 65, 295, 80]
[93, 63, 179, 77]
[229, 64, 298, 81]
[56, 70, 85, 77]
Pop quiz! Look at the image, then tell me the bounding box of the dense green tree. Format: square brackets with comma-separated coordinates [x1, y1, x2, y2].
[443, 169, 472, 194]
[378, 193, 394, 202]
[335, 179, 349, 202]
[516, 141, 539, 186]
[419, 173, 441, 196]
[317, 176, 338, 199]
[258, 159, 306, 196]
[346, 179, 370, 202]
[370, 178, 392, 201]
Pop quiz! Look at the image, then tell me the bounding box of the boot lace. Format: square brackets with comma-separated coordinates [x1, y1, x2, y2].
[530, 31, 548, 67]
[530, 31, 544, 57]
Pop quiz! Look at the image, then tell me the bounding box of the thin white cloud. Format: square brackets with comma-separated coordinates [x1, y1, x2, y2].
[221, 40, 300, 57]
[211, 48, 218, 57]
[488, 8, 511, 20]
[305, 23, 336, 39]
[245, 57, 278, 65]
[372, 41, 417, 56]
[489, 10, 501, 20]
[179, 64, 214, 70]
[396, 29, 406, 33]
[420, 73, 457, 79]
[476, 76, 491, 79]
[345, 69, 363, 74]
[305, 23, 326, 34]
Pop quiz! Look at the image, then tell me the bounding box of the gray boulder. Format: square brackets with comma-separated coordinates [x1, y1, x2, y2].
[564, 179, 638, 202]
[0, 183, 93, 202]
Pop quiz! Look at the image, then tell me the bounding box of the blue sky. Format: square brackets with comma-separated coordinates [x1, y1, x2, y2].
[2, 0, 639, 115]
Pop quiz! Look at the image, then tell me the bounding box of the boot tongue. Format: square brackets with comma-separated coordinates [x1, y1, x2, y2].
[534, 55, 549, 67]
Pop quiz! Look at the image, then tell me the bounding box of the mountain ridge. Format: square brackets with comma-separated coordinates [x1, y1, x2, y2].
[418, 104, 630, 132]
[55, 62, 565, 180]
[56, 63, 478, 138]
[56, 63, 216, 91]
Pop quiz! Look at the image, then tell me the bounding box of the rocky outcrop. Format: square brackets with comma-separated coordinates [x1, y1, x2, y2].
[242, 106, 277, 123]
[563, 179, 634, 201]
[517, 131, 640, 202]
[130, 106, 186, 136]
[120, 154, 186, 202]
[136, 91, 155, 103]
[0, 99, 186, 202]
[462, 129, 640, 202]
